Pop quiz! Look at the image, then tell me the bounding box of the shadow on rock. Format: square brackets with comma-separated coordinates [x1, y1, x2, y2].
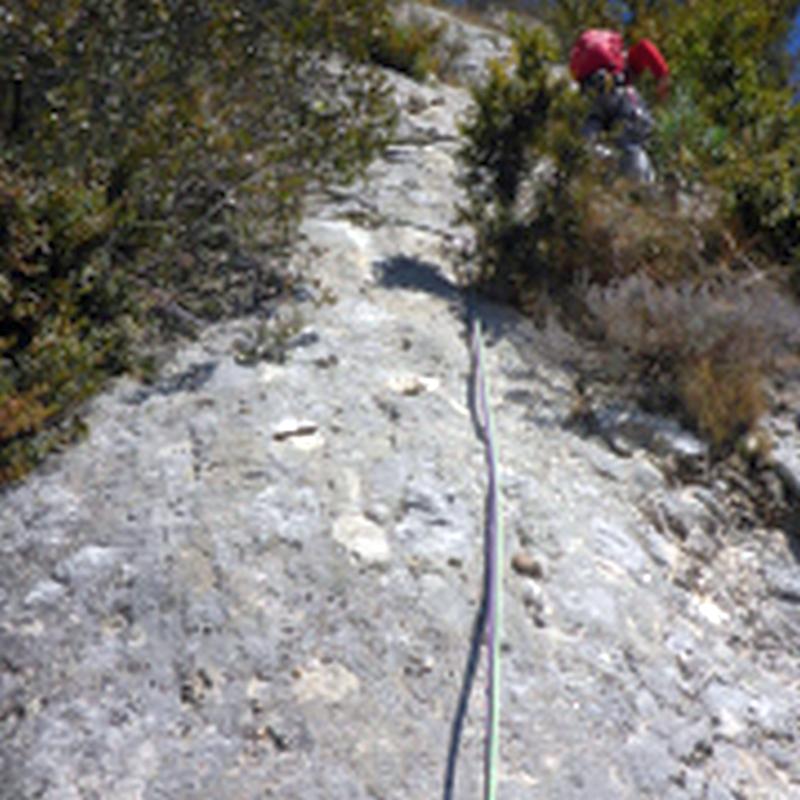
[373, 254, 563, 358]
[779, 507, 800, 562]
[373, 255, 462, 307]
[125, 361, 218, 405]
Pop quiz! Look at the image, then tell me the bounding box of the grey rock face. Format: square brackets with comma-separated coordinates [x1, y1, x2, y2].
[2, 9, 799, 800]
[592, 404, 709, 468]
[772, 433, 800, 499]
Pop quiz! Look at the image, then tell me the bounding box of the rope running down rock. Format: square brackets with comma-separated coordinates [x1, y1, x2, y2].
[468, 304, 505, 800]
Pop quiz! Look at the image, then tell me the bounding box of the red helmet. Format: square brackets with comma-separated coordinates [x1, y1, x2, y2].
[569, 30, 626, 83]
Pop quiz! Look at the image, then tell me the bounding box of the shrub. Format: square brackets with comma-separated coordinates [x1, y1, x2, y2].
[497, 0, 800, 268]
[457, 13, 800, 451]
[368, 9, 449, 81]
[457, 19, 725, 296]
[0, 0, 396, 484]
[456, 18, 586, 298]
[584, 274, 800, 449]
[643, 0, 800, 266]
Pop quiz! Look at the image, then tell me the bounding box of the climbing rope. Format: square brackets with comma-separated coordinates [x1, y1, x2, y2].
[469, 309, 505, 800]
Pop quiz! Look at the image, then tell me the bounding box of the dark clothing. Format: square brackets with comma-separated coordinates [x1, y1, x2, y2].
[581, 71, 655, 184]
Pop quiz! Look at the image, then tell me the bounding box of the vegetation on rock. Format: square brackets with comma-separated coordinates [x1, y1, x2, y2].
[457, 6, 800, 452]
[0, 0, 399, 484]
[5, 0, 800, 479]
[369, 7, 450, 81]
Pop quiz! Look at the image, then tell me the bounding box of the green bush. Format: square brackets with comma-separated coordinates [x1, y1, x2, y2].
[369, 10, 449, 81]
[0, 163, 127, 483]
[649, 0, 800, 265]
[456, 19, 708, 296]
[0, 0, 397, 484]
[456, 19, 588, 298]
[496, 0, 800, 267]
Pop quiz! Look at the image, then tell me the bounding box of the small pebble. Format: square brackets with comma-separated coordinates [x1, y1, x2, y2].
[273, 418, 319, 441]
[511, 552, 544, 580]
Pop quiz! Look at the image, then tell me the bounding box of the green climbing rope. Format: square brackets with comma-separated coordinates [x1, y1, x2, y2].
[470, 314, 504, 800]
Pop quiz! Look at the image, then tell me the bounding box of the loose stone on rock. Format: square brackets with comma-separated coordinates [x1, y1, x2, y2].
[511, 551, 544, 580]
[593, 404, 709, 471]
[386, 373, 440, 396]
[271, 417, 324, 450]
[272, 418, 319, 441]
[331, 514, 391, 565]
[292, 658, 360, 705]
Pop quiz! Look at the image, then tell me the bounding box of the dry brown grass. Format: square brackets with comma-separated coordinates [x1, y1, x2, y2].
[567, 176, 734, 285]
[585, 273, 800, 450]
[678, 355, 766, 449]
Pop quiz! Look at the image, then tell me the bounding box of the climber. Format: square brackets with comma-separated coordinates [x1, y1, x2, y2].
[569, 29, 669, 184]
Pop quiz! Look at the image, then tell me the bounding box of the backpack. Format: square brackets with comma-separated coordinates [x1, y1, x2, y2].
[627, 39, 669, 83]
[569, 30, 626, 83]
[570, 30, 670, 88]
